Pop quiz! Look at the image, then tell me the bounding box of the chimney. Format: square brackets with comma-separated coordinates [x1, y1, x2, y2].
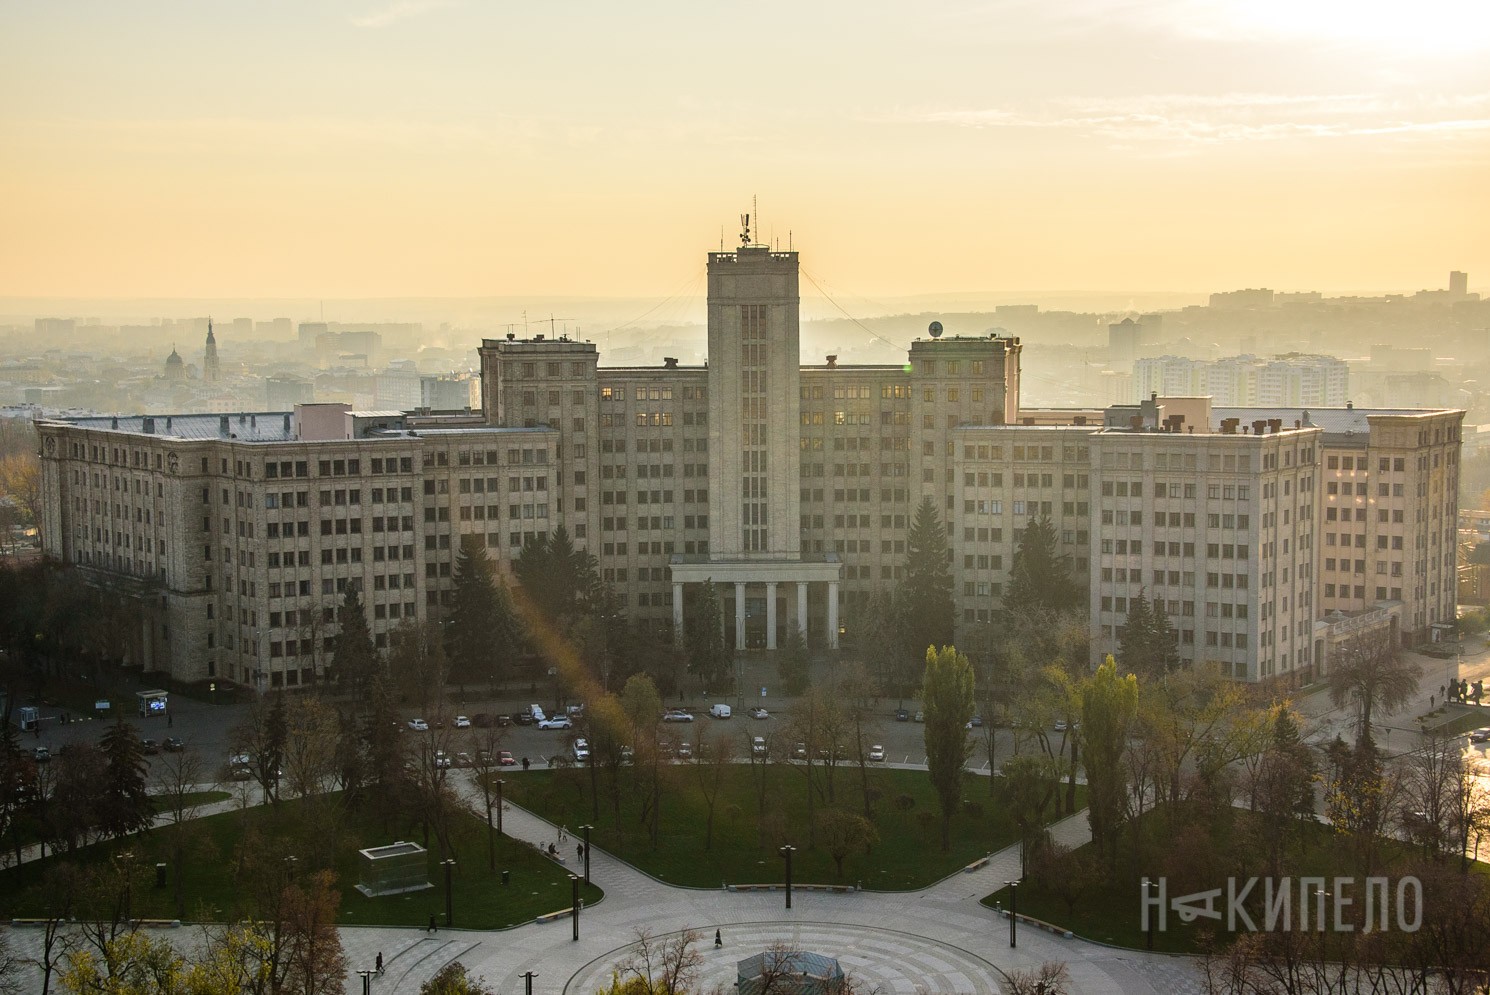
[1268, 418, 1283, 433]
[663, 357, 678, 369]
[506, 332, 515, 340]
[238, 413, 247, 426]
[1295, 420, 1301, 429]
[1346, 400, 1354, 409]
[1252, 420, 1267, 435]
[826, 355, 838, 369]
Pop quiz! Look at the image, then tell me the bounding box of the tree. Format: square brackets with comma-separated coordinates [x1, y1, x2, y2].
[445, 535, 518, 687]
[603, 929, 705, 995]
[333, 583, 378, 699]
[421, 962, 497, 995]
[1003, 515, 1082, 616]
[691, 728, 735, 850]
[620, 675, 664, 845]
[683, 579, 730, 689]
[1080, 655, 1138, 871]
[231, 694, 287, 807]
[776, 624, 810, 695]
[901, 498, 955, 662]
[852, 586, 905, 694]
[921, 644, 974, 851]
[389, 618, 449, 718]
[1118, 590, 1177, 676]
[1322, 735, 1395, 876]
[514, 524, 599, 631]
[152, 747, 210, 918]
[97, 717, 152, 840]
[815, 809, 879, 879]
[1002, 754, 1060, 877]
[281, 695, 340, 801]
[1328, 633, 1422, 746]
[1004, 962, 1072, 995]
[1248, 707, 1317, 877]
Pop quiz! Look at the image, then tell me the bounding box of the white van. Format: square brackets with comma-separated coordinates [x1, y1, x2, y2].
[709, 703, 732, 719]
[528, 704, 546, 723]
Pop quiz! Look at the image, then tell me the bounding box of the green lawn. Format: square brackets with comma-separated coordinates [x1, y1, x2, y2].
[150, 790, 231, 813]
[981, 807, 1490, 954]
[503, 761, 1084, 890]
[0, 794, 599, 929]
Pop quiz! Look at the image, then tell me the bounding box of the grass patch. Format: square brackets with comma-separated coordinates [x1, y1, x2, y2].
[0, 793, 598, 929]
[503, 762, 1084, 891]
[1422, 707, 1490, 738]
[150, 790, 231, 813]
[979, 806, 1488, 954]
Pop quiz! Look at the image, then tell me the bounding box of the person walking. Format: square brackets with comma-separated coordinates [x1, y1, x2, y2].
[375, 952, 383, 975]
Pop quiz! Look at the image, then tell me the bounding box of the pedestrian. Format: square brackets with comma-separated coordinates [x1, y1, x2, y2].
[167, 711, 173, 728]
[1431, 694, 1435, 708]
[577, 842, 584, 863]
[715, 929, 722, 948]
[522, 756, 530, 771]
[559, 825, 567, 843]
[375, 952, 383, 975]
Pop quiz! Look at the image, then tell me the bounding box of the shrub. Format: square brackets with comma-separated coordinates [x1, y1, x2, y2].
[892, 794, 915, 811]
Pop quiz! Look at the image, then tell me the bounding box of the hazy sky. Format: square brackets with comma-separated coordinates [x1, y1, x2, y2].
[3, 0, 1488, 300]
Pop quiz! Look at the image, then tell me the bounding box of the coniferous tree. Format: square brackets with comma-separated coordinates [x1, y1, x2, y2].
[514, 524, 598, 631]
[777, 624, 811, 695]
[97, 718, 151, 839]
[684, 578, 730, 688]
[901, 497, 955, 663]
[1003, 515, 1083, 616]
[1118, 589, 1178, 675]
[333, 584, 377, 699]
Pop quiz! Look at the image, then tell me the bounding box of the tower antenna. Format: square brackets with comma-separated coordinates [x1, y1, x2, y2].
[753, 194, 758, 246]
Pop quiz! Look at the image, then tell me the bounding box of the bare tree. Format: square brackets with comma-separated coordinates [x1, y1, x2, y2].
[1003, 962, 1072, 995]
[468, 724, 511, 870]
[1328, 633, 1422, 746]
[607, 928, 706, 995]
[281, 694, 340, 801]
[691, 728, 735, 851]
[152, 747, 211, 918]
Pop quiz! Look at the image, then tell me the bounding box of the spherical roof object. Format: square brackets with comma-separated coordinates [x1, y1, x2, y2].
[928, 320, 943, 338]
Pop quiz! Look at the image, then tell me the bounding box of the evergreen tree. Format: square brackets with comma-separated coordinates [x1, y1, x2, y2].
[777, 624, 811, 695]
[921, 644, 975, 851]
[444, 536, 517, 687]
[684, 578, 730, 687]
[1118, 589, 1178, 675]
[97, 718, 151, 839]
[1148, 598, 1179, 673]
[1003, 516, 1083, 616]
[333, 584, 377, 700]
[514, 525, 598, 630]
[901, 497, 955, 663]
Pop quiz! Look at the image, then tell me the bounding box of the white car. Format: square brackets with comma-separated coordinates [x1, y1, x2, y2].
[751, 736, 767, 756]
[572, 738, 591, 761]
[454, 715, 471, 729]
[538, 716, 573, 730]
[868, 744, 886, 762]
[749, 707, 769, 720]
[434, 750, 452, 769]
[663, 709, 694, 723]
[408, 718, 430, 732]
[710, 704, 732, 719]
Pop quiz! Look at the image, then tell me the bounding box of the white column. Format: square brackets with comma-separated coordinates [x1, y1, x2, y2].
[826, 580, 840, 649]
[797, 581, 809, 638]
[735, 582, 747, 651]
[672, 582, 685, 646]
[765, 582, 778, 650]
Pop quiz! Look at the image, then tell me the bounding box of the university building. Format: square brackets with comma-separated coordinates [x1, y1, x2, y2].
[35, 240, 1462, 690]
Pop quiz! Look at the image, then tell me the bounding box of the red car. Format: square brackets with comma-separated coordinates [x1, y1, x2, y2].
[498, 750, 517, 767]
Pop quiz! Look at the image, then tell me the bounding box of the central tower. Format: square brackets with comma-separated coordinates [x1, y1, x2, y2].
[707, 243, 802, 560]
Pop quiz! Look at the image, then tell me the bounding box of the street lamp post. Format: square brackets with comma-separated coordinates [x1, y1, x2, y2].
[522, 973, 537, 995]
[357, 970, 373, 995]
[1142, 877, 1156, 950]
[442, 859, 456, 927]
[496, 779, 506, 836]
[1007, 880, 1018, 948]
[779, 845, 796, 910]
[580, 824, 593, 885]
[283, 855, 298, 884]
[209, 681, 216, 708]
[570, 874, 581, 941]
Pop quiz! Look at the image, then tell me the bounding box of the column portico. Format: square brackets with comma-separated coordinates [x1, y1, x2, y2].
[672, 582, 685, 645]
[797, 582, 808, 638]
[765, 582, 778, 650]
[826, 580, 840, 649]
[734, 583, 747, 651]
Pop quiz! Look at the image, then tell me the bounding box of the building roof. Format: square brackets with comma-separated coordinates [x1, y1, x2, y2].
[1212, 406, 1459, 436]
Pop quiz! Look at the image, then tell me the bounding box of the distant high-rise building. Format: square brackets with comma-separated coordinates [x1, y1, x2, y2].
[1450, 271, 1469, 297]
[34, 318, 75, 337]
[420, 374, 480, 411]
[1209, 288, 1275, 309]
[203, 319, 221, 383]
[298, 321, 328, 351]
[1134, 354, 1348, 407]
[1108, 317, 1145, 371]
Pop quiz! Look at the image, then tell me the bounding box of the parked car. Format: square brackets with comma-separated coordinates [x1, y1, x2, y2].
[749, 707, 769, 720]
[1054, 719, 1068, 732]
[709, 703, 733, 719]
[408, 718, 430, 732]
[792, 742, 807, 760]
[538, 715, 573, 730]
[1470, 727, 1490, 744]
[162, 737, 185, 752]
[498, 750, 516, 766]
[454, 715, 472, 729]
[453, 751, 473, 768]
[968, 714, 984, 728]
[913, 711, 924, 723]
[619, 745, 634, 764]
[140, 739, 160, 755]
[662, 709, 694, 723]
[894, 708, 910, 722]
[512, 711, 535, 726]
[656, 739, 675, 758]
[527, 704, 547, 723]
[676, 741, 694, 759]
[566, 704, 586, 717]
[434, 751, 453, 769]
[868, 744, 886, 762]
[751, 736, 767, 757]
[32, 746, 51, 763]
[572, 738, 591, 762]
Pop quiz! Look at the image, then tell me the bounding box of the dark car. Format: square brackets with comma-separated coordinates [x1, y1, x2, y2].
[162, 737, 185, 752]
[32, 746, 51, 764]
[140, 739, 160, 755]
[512, 711, 535, 726]
[473, 713, 494, 728]
[894, 708, 910, 722]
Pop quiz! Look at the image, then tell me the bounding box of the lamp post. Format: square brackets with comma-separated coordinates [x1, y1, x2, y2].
[283, 855, 298, 884]
[119, 850, 135, 924]
[570, 874, 581, 941]
[357, 970, 373, 995]
[779, 845, 796, 910]
[442, 859, 456, 927]
[580, 824, 593, 885]
[496, 779, 506, 836]
[209, 681, 216, 708]
[1007, 880, 1018, 948]
[521, 973, 537, 995]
